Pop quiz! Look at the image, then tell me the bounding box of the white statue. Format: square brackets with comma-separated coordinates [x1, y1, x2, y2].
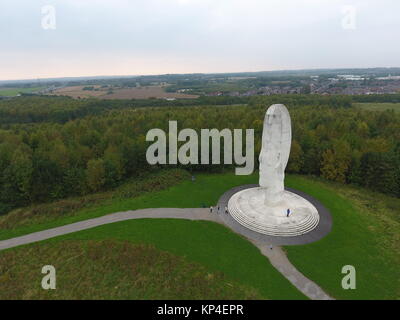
[227, 104, 320, 237]
[259, 104, 292, 206]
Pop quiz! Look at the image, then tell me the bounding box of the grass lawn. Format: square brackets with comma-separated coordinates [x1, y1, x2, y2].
[354, 102, 400, 113]
[0, 171, 257, 240]
[5, 219, 304, 300]
[284, 176, 400, 300]
[0, 240, 265, 300]
[1, 171, 399, 299]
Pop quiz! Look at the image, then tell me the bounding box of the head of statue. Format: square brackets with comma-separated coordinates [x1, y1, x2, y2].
[259, 104, 292, 188]
[266, 104, 283, 126]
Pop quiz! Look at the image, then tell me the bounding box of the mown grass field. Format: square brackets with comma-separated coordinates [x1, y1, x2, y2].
[0, 240, 264, 300]
[51, 85, 199, 100]
[284, 177, 400, 300]
[0, 87, 44, 97]
[1, 171, 399, 299]
[354, 102, 400, 113]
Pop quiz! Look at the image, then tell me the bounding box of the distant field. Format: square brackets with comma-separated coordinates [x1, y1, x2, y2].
[354, 102, 400, 112]
[0, 87, 44, 97]
[51, 85, 199, 100]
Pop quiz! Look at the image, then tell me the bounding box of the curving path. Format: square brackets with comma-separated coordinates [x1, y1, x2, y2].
[0, 208, 219, 251]
[0, 207, 333, 300]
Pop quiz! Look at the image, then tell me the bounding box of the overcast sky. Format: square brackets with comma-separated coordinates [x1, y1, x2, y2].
[0, 0, 399, 80]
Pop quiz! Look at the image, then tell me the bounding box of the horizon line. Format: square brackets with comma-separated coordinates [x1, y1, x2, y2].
[1, 66, 400, 83]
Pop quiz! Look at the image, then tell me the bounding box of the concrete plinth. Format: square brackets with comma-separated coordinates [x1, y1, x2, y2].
[228, 187, 319, 237]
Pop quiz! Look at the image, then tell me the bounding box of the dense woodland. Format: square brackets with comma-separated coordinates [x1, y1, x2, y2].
[0, 94, 399, 214]
[0, 95, 355, 125]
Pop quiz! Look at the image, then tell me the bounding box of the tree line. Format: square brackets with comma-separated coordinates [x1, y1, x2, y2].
[0, 94, 357, 125]
[0, 95, 399, 214]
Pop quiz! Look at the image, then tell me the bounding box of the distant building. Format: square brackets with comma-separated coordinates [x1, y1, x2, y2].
[376, 75, 400, 80]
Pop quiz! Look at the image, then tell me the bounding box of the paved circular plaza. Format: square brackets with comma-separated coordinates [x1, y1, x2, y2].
[216, 184, 332, 245]
[228, 187, 320, 237]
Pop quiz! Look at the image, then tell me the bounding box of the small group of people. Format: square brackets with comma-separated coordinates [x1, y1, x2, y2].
[210, 206, 292, 217]
[210, 206, 229, 215]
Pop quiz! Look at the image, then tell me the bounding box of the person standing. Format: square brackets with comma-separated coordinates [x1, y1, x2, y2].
[287, 208, 291, 217]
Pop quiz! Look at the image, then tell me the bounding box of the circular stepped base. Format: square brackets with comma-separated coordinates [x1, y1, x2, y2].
[228, 187, 320, 237]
